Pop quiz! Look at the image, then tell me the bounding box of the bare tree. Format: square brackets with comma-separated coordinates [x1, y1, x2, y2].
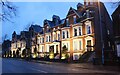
[0, 0, 17, 22]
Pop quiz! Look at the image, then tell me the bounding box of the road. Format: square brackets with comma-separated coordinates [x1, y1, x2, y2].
[2, 58, 120, 74]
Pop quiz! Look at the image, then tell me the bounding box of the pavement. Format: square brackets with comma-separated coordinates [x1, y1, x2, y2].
[18, 58, 120, 72]
[2, 58, 120, 74]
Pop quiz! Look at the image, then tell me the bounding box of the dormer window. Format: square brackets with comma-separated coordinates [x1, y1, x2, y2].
[66, 18, 69, 26]
[73, 16, 76, 24]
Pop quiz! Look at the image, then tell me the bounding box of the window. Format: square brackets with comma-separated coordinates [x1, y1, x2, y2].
[21, 43, 22, 47]
[67, 31, 69, 38]
[74, 28, 77, 36]
[42, 46, 44, 52]
[40, 38, 41, 43]
[66, 18, 69, 26]
[46, 45, 49, 52]
[53, 33, 56, 41]
[90, 0, 94, 5]
[58, 34, 60, 40]
[73, 16, 76, 24]
[54, 34, 56, 41]
[87, 40, 92, 51]
[107, 30, 110, 35]
[79, 41, 82, 50]
[46, 36, 48, 42]
[108, 41, 111, 47]
[74, 41, 77, 50]
[62, 31, 65, 39]
[86, 25, 91, 34]
[74, 40, 82, 51]
[42, 38, 44, 43]
[49, 35, 51, 42]
[79, 27, 82, 36]
[86, 0, 89, 5]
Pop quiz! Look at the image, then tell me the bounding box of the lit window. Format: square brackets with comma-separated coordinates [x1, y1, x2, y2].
[79, 41, 82, 50]
[54, 34, 56, 41]
[46, 36, 48, 42]
[49, 35, 51, 42]
[74, 41, 77, 50]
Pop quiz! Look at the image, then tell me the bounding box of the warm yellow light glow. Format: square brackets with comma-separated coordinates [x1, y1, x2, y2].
[49, 53, 54, 59]
[33, 54, 37, 58]
[61, 54, 66, 59]
[21, 55, 24, 58]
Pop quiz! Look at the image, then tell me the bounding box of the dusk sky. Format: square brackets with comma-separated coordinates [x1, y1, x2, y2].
[1, 1, 117, 43]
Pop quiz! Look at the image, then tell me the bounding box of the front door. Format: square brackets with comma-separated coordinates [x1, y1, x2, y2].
[49, 45, 54, 53]
[87, 40, 92, 51]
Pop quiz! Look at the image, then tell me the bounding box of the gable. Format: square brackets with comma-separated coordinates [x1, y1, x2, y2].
[66, 7, 81, 18]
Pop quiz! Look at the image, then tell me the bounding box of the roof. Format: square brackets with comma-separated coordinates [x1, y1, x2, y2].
[66, 7, 82, 18]
[30, 25, 43, 33]
[21, 31, 31, 38]
[17, 35, 21, 40]
[44, 17, 65, 28]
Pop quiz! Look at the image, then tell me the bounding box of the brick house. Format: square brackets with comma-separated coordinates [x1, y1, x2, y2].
[36, 0, 114, 63]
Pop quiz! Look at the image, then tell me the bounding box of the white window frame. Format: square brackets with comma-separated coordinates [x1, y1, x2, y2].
[62, 41, 70, 52]
[73, 26, 82, 37]
[73, 39, 83, 51]
[85, 21, 92, 34]
[62, 30, 70, 39]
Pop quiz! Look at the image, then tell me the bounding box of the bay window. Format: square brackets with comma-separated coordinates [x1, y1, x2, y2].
[73, 26, 82, 37]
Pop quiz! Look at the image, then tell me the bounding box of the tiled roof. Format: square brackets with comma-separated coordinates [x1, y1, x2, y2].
[30, 25, 43, 33]
[44, 17, 65, 28]
[17, 35, 21, 40]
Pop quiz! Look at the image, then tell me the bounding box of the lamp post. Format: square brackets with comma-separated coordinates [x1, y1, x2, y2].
[98, 0, 104, 65]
